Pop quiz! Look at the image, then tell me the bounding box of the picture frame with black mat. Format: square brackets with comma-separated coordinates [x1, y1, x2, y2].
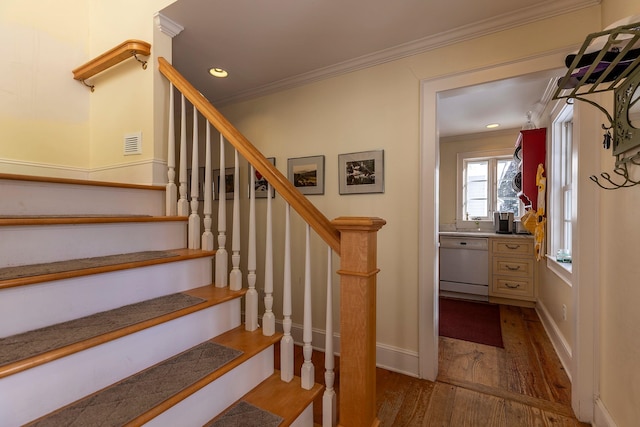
[213, 167, 235, 200]
[338, 149, 384, 195]
[287, 155, 324, 195]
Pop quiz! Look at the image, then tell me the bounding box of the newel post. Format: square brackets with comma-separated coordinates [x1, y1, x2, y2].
[332, 216, 386, 427]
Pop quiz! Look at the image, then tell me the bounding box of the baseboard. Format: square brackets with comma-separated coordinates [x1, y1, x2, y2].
[262, 318, 421, 378]
[594, 397, 618, 427]
[0, 158, 90, 180]
[0, 157, 168, 186]
[535, 300, 573, 381]
[88, 159, 167, 185]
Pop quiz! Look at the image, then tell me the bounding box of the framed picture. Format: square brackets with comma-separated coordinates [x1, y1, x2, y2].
[214, 167, 235, 200]
[287, 155, 325, 195]
[338, 150, 384, 195]
[248, 157, 276, 198]
[186, 167, 206, 201]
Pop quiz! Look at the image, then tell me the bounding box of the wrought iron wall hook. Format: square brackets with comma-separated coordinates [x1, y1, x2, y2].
[589, 152, 640, 189]
[80, 79, 95, 92]
[133, 53, 148, 70]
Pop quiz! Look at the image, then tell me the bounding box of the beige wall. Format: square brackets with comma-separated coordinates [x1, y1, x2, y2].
[221, 6, 601, 359]
[87, 0, 176, 184]
[597, 2, 640, 426]
[0, 0, 175, 182]
[0, 0, 90, 176]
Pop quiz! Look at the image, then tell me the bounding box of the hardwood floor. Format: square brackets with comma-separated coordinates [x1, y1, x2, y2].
[282, 303, 590, 426]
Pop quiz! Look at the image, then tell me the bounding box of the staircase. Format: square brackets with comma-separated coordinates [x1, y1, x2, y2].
[0, 174, 321, 426]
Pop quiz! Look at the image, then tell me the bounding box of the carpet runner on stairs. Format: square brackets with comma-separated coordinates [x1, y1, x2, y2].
[0, 292, 205, 368]
[25, 341, 243, 426]
[0, 251, 179, 281]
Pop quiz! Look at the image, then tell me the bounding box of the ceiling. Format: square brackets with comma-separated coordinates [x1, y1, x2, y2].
[159, 0, 589, 137]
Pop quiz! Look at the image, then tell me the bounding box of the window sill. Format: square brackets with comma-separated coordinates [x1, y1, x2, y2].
[546, 254, 572, 286]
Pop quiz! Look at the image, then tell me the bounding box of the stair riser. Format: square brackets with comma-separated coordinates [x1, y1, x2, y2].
[1, 302, 241, 427]
[1, 180, 164, 216]
[0, 258, 213, 337]
[146, 347, 274, 426]
[1, 222, 187, 267]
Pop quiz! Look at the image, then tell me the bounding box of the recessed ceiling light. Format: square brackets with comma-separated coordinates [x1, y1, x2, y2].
[486, 123, 500, 129]
[208, 67, 228, 78]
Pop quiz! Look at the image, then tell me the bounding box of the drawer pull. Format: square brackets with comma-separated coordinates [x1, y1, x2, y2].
[505, 265, 521, 271]
[505, 283, 520, 289]
[505, 244, 520, 250]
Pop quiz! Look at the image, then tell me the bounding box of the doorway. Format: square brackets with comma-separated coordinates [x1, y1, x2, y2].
[418, 50, 598, 421]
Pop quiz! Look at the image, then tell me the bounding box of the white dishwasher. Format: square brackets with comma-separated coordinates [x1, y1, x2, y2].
[439, 235, 489, 301]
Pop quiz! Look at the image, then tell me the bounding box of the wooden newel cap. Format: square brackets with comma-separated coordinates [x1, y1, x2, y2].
[331, 216, 386, 231]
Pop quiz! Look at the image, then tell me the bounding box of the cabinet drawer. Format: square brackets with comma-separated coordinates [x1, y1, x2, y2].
[491, 276, 535, 300]
[492, 240, 534, 256]
[492, 257, 534, 277]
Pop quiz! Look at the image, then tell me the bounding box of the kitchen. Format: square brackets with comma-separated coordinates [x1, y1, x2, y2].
[436, 70, 559, 306]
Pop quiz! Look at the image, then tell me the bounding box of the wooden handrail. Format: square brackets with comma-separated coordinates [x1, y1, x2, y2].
[158, 57, 341, 254]
[72, 40, 151, 90]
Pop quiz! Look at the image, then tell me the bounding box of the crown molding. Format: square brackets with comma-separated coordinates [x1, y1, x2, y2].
[214, 0, 600, 105]
[154, 12, 184, 38]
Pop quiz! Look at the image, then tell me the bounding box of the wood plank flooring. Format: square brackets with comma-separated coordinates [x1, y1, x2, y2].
[283, 304, 589, 426]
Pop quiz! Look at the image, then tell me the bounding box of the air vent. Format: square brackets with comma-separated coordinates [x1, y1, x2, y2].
[124, 132, 142, 155]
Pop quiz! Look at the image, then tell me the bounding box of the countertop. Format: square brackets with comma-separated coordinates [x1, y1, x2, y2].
[439, 231, 533, 239]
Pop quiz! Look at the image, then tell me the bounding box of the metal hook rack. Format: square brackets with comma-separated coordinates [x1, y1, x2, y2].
[553, 21, 640, 190]
[590, 150, 640, 189]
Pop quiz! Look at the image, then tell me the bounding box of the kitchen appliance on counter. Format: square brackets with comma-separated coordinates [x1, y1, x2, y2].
[439, 236, 489, 301]
[513, 220, 531, 234]
[494, 212, 514, 234]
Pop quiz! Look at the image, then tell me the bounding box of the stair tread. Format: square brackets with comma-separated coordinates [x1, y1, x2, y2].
[0, 215, 187, 226]
[0, 248, 215, 290]
[25, 326, 282, 427]
[0, 285, 245, 379]
[206, 371, 324, 427]
[0, 172, 165, 191]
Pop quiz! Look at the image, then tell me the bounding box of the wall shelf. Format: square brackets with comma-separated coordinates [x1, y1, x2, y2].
[553, 21, 640, 190]
[72, 39, 151, 92]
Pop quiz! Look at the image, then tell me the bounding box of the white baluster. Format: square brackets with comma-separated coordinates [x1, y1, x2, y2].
[177, 94, 189, 216]
[323, 246, 336, 427]
[281, 203, 294, 382]
[201, 122, 214, 251]
[301, 224, 314, 390]
[188, 105, 200, 249]
[230, 149, 242, 290]
[245, 165, 258, 331]
[166, 83, 177, 216]
[215, 134, 228, 287]
[262, 181, 275, 336]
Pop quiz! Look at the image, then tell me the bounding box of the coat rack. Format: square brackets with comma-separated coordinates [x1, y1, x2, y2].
[72, 40, 151, 92]
[552, 21, 640, 190]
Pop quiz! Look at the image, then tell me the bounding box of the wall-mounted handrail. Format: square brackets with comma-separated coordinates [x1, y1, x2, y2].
[72, 40, 151, 91]
[158, 56, 341, 254]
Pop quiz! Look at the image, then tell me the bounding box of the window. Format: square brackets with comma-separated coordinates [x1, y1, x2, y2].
[549, 104, 573, 276]
[457, 149, 520, 228]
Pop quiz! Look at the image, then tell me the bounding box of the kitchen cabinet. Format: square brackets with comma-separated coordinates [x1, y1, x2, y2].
[489, 237, 537, 307]
[516, 128, 546, 211]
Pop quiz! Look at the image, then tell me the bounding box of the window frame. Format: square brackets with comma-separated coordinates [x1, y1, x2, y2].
[547, 103, 574, 282]
[456, 148, 520, 230]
